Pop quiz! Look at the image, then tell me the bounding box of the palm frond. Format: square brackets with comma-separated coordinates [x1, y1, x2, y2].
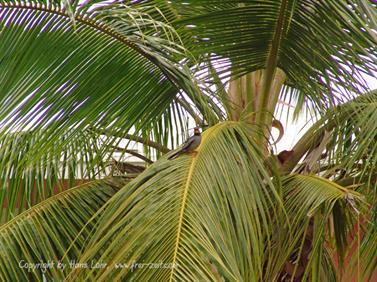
[299, 90, 377, 191]
[64, 121, 286, 281]
[0, 129, 110, 223]
[282, 90, 377, 179]
[357, 222, 377, 281]
[173, 0, 377, 113]
[329, 91, 377, 185]
[281, 174, 364, 280]
[0, 177, 124, 281]
[0, 122, 370, 281]
[0, 0, 216, 159]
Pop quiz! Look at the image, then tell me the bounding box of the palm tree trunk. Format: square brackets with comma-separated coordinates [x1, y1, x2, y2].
[227, 68, 286, 154]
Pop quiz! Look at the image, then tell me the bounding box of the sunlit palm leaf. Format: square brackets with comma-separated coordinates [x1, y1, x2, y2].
[0, 123, 369, 281]
[65, 125, 365, 281]
[65, 122, 286, 281]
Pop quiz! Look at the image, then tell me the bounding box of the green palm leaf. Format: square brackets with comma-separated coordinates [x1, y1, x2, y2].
[0, 1, 376, 281]
[172, 0, 377, 113]
[0, 124, 368, 281]
[0, 177, 124, 281]
[281, 174, 364, 280]
[0, 129, 108, 223]
[0, 0, 214, 154]
[65, 122, 285, 281]
[0, 0, 214, 224]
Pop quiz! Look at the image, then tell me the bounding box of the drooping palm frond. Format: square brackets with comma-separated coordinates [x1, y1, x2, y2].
[356, 220, 377, 281]
[0, 0, 222, 225]
[281, 90, 377, 178]
[327, 92, 377, 188]
[170, 0, 377, 114]
[32, 0, 377, 118]
[16, 122, 357, 281]
[277, 90, 377, 279]
[0, 122, 368, 281]
[0, 177, 125, 281]
[0, 129, 110, 223]
[62, 121, 287, 281]
[328, 91, 377, 185]
[280, 174, 364, 281]
[0, 0, 217, 158]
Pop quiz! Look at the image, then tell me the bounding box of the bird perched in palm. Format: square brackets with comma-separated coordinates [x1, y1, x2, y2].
[168, 127, 201, 160]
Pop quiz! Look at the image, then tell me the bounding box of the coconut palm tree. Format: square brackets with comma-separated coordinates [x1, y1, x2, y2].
[0, 0, 376, 281]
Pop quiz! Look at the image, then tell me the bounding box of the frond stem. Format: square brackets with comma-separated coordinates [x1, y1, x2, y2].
[169, 150, 199, 281]
[97, 129, 170, 153]
[110, 146, 153, 164]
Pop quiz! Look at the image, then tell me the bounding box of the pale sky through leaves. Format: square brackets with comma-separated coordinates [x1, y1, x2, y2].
[275, 74, 377, 153]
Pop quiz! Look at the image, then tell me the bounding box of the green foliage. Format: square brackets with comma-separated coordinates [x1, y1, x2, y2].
[0, 178, 123, 281]
[0, 0, 376, 281]
[66, 122, 285, 281]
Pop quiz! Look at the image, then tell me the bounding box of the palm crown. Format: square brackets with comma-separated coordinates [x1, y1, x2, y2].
[0, 1, 376, 281]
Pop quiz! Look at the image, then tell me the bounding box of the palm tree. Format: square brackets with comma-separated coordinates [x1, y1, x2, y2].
[0, 0, 376, 281]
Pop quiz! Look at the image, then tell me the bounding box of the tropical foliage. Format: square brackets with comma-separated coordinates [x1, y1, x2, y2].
[0, 0, 376, 281]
